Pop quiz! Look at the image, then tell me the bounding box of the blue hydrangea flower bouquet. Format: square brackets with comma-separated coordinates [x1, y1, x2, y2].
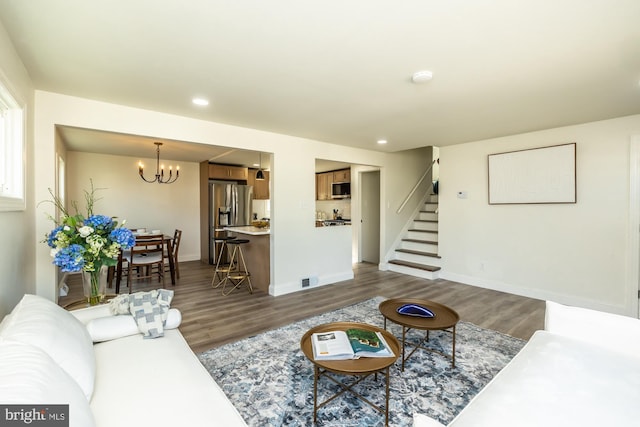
[43, 181, 135, 305]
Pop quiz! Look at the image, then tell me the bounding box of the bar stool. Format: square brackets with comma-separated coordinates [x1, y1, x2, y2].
[211, 234, 237, 289]
[221, 239, 253, 296]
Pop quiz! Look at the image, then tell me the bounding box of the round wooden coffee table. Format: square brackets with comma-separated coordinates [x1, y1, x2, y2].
[300, 321, 400, 426]
[379, 298, 459, 370]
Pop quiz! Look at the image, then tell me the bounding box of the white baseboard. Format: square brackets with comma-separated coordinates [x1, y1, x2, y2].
[271, 270, 355, 297]
[177, 254, 203, 263]
[440, 271, 631, 316]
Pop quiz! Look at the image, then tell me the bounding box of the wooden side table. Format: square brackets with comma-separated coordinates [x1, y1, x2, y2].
[63, 294, 116, 311]
[379, 298, 459, 370]
[300, 321, 400, 426]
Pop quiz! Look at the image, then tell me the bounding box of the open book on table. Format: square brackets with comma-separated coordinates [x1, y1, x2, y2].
[311, 328, 394, 360]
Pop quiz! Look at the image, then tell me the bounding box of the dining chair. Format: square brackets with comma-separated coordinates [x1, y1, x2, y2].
[114, 246, 132, 294]
[126, 234, 165, 293]
[164, 229, 182, 279]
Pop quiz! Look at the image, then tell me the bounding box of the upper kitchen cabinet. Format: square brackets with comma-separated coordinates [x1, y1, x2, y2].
[333, 168, 350, 183]
[316, 168, 351, 201]
[316, 172, 332, 200]
[209, 164, 248, 180]
[248, 168, 270, 200]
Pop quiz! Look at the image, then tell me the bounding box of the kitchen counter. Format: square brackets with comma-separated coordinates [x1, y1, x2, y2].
[223, 225, 270, 235]
[315, 219, 352, 227]
[223, 226, 270, 293]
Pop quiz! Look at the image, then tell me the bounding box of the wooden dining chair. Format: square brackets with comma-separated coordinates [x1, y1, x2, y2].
[126, 234, 165, 293]
[164, 229, 182, 279]
[114, 248, 131, 294]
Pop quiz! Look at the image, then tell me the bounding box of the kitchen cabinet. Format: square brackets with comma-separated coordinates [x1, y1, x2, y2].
[333, 168, 350, 183]
[209, 164, 248, 180]
[317, 168, 350, 200]
[316, 172, 332, 200]
[248, 169, 270, 200]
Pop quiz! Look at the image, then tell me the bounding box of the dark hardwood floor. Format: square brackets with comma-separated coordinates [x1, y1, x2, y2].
[60, 261, 545, 354]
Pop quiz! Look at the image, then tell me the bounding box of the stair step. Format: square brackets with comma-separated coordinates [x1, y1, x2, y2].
[420, 210, 437, 214]
[389, 259, 441, 272]
[408, 229, 438, 234]
[402, 238, 438, 245]
[396, 249, 441, 258]
[414, 219, 438, 223]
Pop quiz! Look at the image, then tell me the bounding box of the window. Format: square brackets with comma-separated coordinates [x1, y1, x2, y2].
[0, 77, 25, 211]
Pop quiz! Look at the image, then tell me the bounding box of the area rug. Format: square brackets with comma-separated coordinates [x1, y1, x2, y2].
[198, 297, 525, 427]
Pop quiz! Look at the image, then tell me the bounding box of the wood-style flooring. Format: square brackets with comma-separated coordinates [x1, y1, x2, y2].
[59, 261, 545, 354]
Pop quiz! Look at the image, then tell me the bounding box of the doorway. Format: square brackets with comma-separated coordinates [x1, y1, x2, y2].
[630, 135, 640, 318]
[360, 170, 380, 264]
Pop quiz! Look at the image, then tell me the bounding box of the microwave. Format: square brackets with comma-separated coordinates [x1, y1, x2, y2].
[332, 182, 351, 199]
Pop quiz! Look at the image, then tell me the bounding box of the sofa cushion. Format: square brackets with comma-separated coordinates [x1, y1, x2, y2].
[447, 330, 640, 427]
[86, 308, 182, 342]
[0, 340, 95, 427]
[90, 329, 247, 426]
[0, 294, 95, 400]
[545, 300, 640, 358]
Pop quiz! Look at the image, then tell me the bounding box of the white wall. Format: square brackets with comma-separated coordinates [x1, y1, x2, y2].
[439, 115, 640, 315]
[0, 21, 34, 317]
[66, 151, 201, 261]
[33, 91, 430, 298]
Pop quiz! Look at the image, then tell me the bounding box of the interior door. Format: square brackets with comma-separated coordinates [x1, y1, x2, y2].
[360, 170, 380, 264]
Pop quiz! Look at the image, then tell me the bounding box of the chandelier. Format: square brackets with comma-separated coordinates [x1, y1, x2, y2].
[138, 142, 180, 184]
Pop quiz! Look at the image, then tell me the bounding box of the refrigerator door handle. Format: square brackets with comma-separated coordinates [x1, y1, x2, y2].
[230, 186, 238, 226]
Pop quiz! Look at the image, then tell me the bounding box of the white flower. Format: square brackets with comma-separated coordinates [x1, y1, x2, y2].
[63, 225, 71, 231]
[50, 248, 60, 257]
[78, 226, 94, 238]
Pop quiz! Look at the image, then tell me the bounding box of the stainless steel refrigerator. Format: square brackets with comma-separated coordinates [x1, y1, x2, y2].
[208, 182, 253, 264]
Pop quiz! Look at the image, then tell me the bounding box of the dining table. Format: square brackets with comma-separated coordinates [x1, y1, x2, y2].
[113, 233, 176, 293]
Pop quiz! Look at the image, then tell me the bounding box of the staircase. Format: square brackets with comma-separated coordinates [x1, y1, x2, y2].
[388, 194, 441, 280]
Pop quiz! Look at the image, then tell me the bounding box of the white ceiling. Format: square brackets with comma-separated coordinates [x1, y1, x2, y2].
[55, 125, 351, 171]
[2, 0, 640, 161]
[56, 125, 270, 168]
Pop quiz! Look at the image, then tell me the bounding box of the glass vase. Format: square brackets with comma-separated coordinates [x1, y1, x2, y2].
[82, 265, 108, 306]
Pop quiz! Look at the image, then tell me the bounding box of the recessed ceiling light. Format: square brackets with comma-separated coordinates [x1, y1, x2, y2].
[411, 70, 433, 84]
[192, 97, 209, 106]
[377, 139, 388, 144]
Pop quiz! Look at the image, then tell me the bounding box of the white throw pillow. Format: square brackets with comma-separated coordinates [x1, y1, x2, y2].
[0, 294, 95, 400]
[0, 341, 95, 427]
[86, 308, 182, 342]
[87, 314, 139, 342]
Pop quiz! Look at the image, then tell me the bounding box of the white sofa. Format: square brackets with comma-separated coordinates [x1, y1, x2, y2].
[0, 294, 247, 427]
[414, 301, 640, 427]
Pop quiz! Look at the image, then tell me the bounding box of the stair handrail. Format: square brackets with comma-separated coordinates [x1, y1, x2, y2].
[396, 158, 438, 214]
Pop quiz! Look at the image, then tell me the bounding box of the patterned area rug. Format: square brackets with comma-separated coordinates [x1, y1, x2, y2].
[198, 297, 525, 427]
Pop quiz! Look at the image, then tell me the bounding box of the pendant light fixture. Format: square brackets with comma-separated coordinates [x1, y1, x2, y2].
[138, 142, 180, 184]
[256, 152, 265, 180]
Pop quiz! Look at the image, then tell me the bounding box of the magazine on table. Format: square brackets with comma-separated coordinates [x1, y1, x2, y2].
[311, 328, 394, 360]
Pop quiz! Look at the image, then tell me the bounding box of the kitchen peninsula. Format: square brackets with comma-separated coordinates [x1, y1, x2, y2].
[223, 226, 270, 294]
